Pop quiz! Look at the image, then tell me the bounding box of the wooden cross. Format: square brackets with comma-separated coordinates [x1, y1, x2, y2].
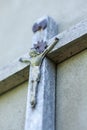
[23, 16, 58, 130]
[0, 17, 87, 130]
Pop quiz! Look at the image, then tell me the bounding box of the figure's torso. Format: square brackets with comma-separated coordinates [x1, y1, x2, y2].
[30, 54, 43, 66]
[30, 66, 40, 81]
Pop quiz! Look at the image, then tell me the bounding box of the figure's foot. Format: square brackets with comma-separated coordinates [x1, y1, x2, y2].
[55, 37, 59, 42]
[30, 99, 36, 108]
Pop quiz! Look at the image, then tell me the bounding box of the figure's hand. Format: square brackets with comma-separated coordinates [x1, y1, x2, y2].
[19, 57, 30, 63]
[19, 58, 23, 62]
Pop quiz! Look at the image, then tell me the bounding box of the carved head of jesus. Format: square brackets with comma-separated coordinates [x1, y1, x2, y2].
[29, 48, 40, 57]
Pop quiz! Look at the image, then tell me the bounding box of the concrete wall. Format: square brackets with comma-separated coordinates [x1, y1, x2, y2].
[0, 82, 28, 130]
[0, 0, 87, 67]
[0, 0, 87, 130]
[56, 50, 87, 130]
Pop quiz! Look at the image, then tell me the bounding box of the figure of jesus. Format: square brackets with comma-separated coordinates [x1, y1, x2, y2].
[20, 37, 59, 108]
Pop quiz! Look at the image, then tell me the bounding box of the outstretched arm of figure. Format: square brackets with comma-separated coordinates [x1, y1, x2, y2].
[19, 57, 30, 64]
[42, 37, 59, 57]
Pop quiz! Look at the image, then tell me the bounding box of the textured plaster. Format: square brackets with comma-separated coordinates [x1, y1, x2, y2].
[56, 50, 87, 130]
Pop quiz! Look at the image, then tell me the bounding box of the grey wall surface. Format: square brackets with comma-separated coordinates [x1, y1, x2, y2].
[56, 50, 87, 130]
[0, 0, 87, 130]
[0, 0, 87, 67]
[0, 82, 28, 130]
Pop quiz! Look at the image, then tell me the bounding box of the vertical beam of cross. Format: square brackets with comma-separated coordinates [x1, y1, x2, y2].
[24, 16, 58, 130]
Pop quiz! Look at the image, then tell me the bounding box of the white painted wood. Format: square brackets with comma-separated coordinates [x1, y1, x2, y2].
[48, 19, 87, 63]
[24, 16, 58, 130]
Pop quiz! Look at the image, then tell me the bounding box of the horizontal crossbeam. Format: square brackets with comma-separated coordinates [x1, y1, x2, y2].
[0, 19, 87, 95]
[48, 19, 87, 63]
[0, 56, 29, 94]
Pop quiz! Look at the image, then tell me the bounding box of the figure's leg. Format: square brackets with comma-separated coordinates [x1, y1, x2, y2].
[30, 80, 39, 108]
[30, 67, 41, 108]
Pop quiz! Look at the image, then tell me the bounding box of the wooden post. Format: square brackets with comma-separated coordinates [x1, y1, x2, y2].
[24, 16, 58, 130]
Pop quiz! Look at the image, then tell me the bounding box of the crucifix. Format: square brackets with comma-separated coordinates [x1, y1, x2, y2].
[20, 38, 58, 108]
[20, 16, 58, 108]
[20, 16, 58, 130]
